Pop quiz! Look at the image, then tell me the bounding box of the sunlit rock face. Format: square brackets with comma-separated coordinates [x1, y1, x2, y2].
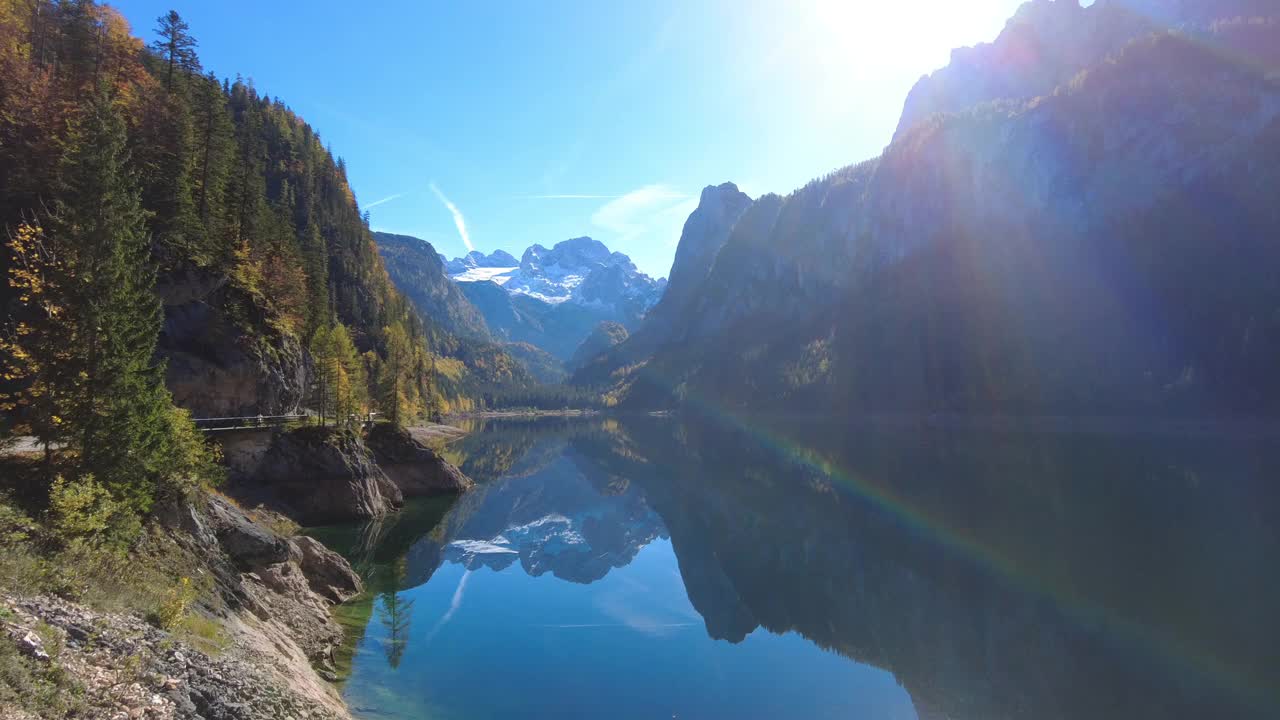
[895, 0, 1280, 141]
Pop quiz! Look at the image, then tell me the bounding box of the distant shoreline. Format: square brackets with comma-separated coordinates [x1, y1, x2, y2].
[447, 409, 603, 419]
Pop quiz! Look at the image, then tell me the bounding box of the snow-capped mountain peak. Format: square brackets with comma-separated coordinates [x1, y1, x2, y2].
[446, 237, 664, 308]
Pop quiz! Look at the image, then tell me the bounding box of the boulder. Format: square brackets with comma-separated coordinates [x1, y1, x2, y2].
[364, 424, 473, 498]
[205, 496, 291, 570]
[289, 536, 363, 603]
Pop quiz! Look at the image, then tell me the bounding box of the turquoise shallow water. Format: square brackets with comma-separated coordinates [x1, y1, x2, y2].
[310, 416, 1280, 720]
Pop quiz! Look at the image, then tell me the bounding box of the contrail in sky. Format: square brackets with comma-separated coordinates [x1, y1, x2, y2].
[364, 193, 404, 209]
[430, 183, 474, 252]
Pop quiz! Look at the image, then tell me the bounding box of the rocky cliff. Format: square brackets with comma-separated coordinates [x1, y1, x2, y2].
[157, 269, 307, 418]
[365, 423, 474, 499]
[572, 183, 753, 388]
[586, 26, 1280, 416]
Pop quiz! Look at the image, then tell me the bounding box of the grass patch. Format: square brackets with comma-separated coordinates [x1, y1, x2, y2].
[175, 612, 229, 656]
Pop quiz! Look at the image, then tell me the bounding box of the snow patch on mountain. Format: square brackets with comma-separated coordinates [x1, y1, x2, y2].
[451, 266, 519, 285]
[446, 236, 665, 311]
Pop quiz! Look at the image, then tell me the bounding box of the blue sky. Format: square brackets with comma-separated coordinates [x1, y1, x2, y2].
[110, 0, 1027, 277]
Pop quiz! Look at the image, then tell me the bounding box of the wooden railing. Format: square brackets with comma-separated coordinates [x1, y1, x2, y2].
[191, 414, 308, 432]
[192, 412, 380, 432]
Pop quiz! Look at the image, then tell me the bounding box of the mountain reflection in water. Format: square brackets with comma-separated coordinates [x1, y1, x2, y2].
[308, 416, 1280, 720]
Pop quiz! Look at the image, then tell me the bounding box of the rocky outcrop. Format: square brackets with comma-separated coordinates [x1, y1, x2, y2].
[365, 423, 473, 498]
[246, 427, 404, 525]
[3, 491, 374, 720]
[206, 496, 291, 570]
[157, 268, 307, 418]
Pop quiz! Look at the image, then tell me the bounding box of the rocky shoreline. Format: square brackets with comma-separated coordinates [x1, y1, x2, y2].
[2, 491, 361, 719]
[1, 423, 476, 719]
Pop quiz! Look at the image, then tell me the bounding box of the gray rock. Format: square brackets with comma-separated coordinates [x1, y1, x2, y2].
[253, 427, 403, 525]
[364, 424, 473, 498]
[206, 497, 291, 570]
[157, 268, 306, 418]
[288, 536, 363, 603]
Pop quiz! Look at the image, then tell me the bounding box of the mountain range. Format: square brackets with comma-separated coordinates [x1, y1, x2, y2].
[574, 0, 1280, 417]
[377, 233, 666, 380]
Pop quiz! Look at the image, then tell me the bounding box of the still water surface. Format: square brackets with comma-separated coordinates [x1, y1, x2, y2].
[308, 416, 1280, 720]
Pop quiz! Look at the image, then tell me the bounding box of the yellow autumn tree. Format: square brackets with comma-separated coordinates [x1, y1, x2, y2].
[0, 222, 81, 472]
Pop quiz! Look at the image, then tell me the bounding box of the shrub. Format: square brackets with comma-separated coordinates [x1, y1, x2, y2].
[150, 576, 196, 631]
[46, 475, 140, 553]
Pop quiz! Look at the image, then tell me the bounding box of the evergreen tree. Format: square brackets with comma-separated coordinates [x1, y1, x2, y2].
[149, 10, 198, 91]
[190, 72, 233, 262]
[55, 90, 184, 510]
[309, 322, 366, 429]
[2, 88, 214, 512]
[133, 82, 198, 263]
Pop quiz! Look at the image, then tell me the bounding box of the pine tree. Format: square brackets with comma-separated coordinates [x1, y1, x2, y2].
[149, 10, 198, 91]
[309, 322, 368, 429]
[190, 72, 233, 262]
[378, 591, 414, 669]
[133, 82, 198, 264]
[53, 90, 185, 511]
[308, 324, 335, 427]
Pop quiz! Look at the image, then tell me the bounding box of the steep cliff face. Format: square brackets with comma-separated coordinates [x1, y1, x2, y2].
[158, 269, 307, 418]
[600, 30, 1280, 416]
[571, 183, 754, 388]
[894, 0, 1280, 141]
[656, 183, 755, 321]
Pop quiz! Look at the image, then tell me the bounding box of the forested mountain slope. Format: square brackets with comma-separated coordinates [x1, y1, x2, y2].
[373, 231, 492, 341]
[581, 5, 1280, 417]
[0, 1, 508, 419]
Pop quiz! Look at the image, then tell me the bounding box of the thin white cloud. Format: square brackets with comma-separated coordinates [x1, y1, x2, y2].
[364, 193, 404, 210]
[517, 194, 625, 199]
[588, 184, 697, 277]
[591, 184, 690, 239]
[429, 182, 474, 252]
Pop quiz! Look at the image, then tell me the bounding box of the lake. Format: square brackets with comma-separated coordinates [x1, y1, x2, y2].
[308, 415, 1280, 720]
